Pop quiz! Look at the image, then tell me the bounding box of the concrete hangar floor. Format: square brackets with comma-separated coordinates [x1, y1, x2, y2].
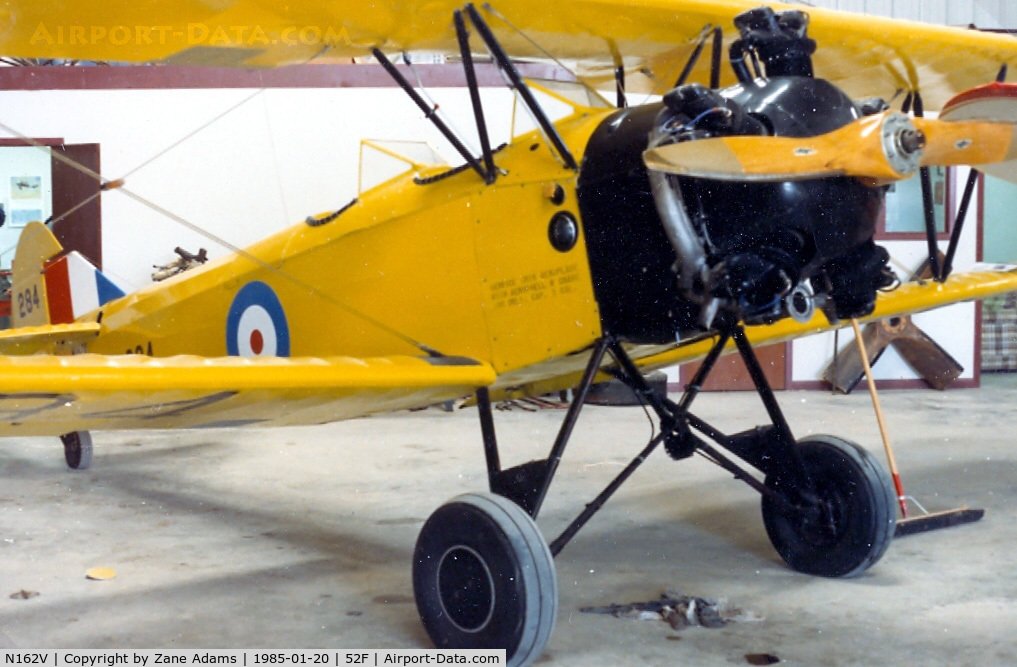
[1, 382, 1015, 665]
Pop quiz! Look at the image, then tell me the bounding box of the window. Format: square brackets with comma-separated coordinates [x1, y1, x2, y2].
[878, 166, 950, 239]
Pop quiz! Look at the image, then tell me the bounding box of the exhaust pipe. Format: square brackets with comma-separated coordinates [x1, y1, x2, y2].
[648, 169, 707, 296]
[648, 168, 725, 329]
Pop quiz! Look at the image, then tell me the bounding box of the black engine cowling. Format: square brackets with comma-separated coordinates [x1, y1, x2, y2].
[576, 7, 894, 342]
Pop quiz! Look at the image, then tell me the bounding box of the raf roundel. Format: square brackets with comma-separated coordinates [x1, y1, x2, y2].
[226, 281, 290, 357]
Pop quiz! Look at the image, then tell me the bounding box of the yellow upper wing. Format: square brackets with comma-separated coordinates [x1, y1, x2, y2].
[2, 0, 1017, 109]
[0, 354, 494, 436]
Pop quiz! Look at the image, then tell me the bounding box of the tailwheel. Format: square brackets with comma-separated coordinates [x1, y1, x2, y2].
[762, 435, 895, 578]
[413, 493, 557, 667]
[60, 431, 93, 470]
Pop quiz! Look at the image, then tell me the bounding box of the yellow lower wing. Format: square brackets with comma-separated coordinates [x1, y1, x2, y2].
[494, 268, 1017, 400]
[1, 271, 1011, 433]
[0, 354, 494, 436]
[641, 268, 1017, 372]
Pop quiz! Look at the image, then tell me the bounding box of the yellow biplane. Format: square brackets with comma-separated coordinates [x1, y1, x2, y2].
[3, 0, 1017, 662]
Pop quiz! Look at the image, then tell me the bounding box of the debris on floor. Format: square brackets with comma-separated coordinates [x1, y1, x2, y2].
[9, 590, 39, 600]
[580, 591, 763, 630]
[745, 653, 781, 665]
[85, 567, 117, 581]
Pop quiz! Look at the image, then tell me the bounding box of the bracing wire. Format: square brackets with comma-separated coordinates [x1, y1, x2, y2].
[119, 88, 266, 181]
[479, 3, 579, 79]
[601, 344, 659, 446]
[401, 52, 482, 157]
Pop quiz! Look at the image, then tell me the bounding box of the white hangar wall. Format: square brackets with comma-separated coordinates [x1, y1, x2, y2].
[808, 0, 1015, 28]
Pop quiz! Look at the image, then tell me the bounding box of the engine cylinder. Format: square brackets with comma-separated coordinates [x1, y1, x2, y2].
[577, 74, 892, 341]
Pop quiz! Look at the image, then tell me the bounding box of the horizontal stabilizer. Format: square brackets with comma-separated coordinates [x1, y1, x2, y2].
[0, 322, 100, 355]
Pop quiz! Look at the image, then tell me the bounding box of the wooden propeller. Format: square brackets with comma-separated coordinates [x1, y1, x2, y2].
[825, 314, 964, 392]
[644, 110, 1017, 184]
[825, 258, 964, 393]
[940, 81, 1017, 185]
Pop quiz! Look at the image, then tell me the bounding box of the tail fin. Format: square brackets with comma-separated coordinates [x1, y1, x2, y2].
[11, 221, 63, 327]
[11, 221, 125, 327]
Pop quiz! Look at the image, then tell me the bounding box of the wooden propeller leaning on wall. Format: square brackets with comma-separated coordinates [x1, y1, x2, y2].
[824, 314, 963, 392]
[824, 257, 963, 393]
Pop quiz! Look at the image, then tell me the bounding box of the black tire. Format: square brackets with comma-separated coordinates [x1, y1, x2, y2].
[762, 435, 895, 578]
[61, 431, 93, 471]
[413, 493, 557, 666]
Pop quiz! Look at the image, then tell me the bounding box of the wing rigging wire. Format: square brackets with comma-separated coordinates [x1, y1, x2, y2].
[481, 4, 715, 108]
[401, 51, 483, 159]
[479, 3, 581, 80]
[120, 88, 266, 183]
[637, 24, 714, 107]
[0, 86, 445, 358]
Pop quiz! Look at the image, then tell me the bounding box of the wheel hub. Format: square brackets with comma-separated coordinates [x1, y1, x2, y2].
[797, 496, 843, 546]
[436, 545, 496, 633]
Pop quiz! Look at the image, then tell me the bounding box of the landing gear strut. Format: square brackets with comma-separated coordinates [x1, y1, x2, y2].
[413, 320, 895, 663]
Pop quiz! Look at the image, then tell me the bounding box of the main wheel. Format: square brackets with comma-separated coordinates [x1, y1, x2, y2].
[413, 493, 557, 666]
[61, 431, 93, 470]
[761, 435, 895, 578]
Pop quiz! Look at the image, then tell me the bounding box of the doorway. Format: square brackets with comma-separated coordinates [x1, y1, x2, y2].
[0, 140, 101, 328]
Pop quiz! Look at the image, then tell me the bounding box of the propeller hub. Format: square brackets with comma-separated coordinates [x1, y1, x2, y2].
[881, 112, 922, 176]
[899, 128, 927, 154]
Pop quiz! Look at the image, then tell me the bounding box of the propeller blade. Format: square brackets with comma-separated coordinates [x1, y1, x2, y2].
[890, 319, 964, 390]
[941, 82, 1017, 123]
[825, 314, 964, 393]
[643, 113, 895, 182]
[940, 82, 1017, 184]
[913, 116, 1017, 171]
[643, 111, 1017, 183]
[824, 320, 893, 394]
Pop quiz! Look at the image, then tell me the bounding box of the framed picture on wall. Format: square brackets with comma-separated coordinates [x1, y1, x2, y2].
[10, 175, 41, 200]
[10, 209, 42, 227]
